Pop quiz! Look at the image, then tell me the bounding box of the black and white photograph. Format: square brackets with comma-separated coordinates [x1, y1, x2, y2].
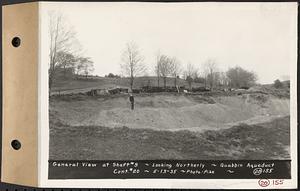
[38, 1, 297, 188]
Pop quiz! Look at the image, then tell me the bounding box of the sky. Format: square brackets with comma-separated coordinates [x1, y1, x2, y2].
[40, 2, 297, 84]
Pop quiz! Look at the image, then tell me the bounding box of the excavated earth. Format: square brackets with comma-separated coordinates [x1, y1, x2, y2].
[49, 92, 290, 160]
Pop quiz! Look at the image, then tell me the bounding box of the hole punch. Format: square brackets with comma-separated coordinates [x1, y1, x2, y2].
[12, 37, 21, 47]
[11, 139, 21, 150]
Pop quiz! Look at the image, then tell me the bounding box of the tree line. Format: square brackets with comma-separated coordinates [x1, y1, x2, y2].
[120, 42, 257, 90]
[48, 12, 94, 90]
[47, 13, 257, 91]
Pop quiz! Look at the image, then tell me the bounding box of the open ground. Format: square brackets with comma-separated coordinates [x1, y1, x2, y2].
[49, 79, 290, 160]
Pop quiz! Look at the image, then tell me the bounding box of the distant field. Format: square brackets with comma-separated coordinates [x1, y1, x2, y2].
[51, 76, 204, 92]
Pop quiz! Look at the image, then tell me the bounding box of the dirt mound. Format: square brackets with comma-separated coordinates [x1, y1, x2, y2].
[49, 116, 290, 160]
[50, 93, 290, 131]
[248, 84, 290, 98]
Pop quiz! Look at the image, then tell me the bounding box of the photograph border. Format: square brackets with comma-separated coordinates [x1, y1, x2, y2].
[37, 1, 298, 189]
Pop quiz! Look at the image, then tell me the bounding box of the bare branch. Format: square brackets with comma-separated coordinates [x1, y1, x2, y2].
[120, 42, 146, 89]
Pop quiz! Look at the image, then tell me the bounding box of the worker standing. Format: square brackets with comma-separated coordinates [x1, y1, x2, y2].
[129, 94, 134, 110]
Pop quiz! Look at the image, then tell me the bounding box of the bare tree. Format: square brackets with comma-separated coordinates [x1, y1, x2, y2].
[169, 57, 182, 87]
[203, 59, 218, 89]
[74, 57, 84, 77]
[48, 12, 81, 90]
[154, 51, 161, 87]
[219, 72, 229, 87]
[158, 55, 172, 89]
[76, 57, 94, 79]
[226, 66, 257, 88]
[56, 51, 76, 78]
[120, 42, 146, 90]
[184, 63, 198, 90]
